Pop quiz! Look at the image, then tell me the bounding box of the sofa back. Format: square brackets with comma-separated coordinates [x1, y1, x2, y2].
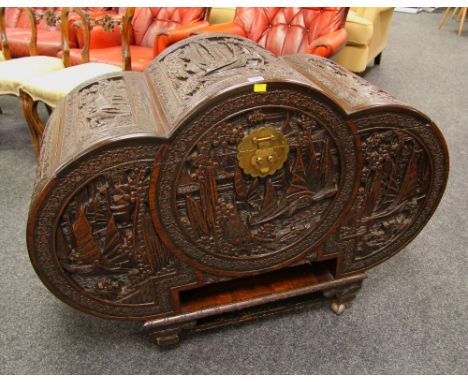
[130, 7, 207, 47]
[234, 7, 348, 56]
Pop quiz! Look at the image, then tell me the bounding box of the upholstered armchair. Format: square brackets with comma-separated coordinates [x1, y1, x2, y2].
[155, 7, 349, 58]
[335, 7, 394, 73]
[67, 7, 209, 71]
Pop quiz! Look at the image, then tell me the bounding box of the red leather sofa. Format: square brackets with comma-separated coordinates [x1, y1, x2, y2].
[67, 7, 209, 71]
[156, 7, 349, 58]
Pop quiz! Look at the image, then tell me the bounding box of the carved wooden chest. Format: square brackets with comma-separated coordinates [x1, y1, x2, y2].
[27, 35, 448, 346]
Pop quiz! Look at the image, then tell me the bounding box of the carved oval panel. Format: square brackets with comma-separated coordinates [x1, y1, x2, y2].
[331, 113, 449, 274]
[150, 87, 360, 274]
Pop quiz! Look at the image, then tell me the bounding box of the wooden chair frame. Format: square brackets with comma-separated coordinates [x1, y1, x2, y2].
[16, 7, 135, 156]
[0, 7, 11, 60]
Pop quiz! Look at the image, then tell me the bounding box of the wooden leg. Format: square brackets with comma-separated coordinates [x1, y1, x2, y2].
[452, 7, 459, 19]
[45, 104, 53, 116]
[438, 7, 451, 29]
[0, 104, 3, 114]
[374, 52, 382, 66]
[146, 321, 197, 347]
[458, 7, 467, 36]
[326, 280, 363, 315]
[19, 89, 45, 157]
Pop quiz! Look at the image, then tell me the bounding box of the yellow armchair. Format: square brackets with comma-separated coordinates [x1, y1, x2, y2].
[208, 7, 236, 24]
[335, 7, 394, 73]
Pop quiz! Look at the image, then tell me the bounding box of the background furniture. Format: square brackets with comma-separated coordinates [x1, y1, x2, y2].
[67, 7, 209, 71]
[207, 7, 235, 24]
[0, 8, 64, 100]
[1, 7, 111, 58]
[438, 7, 467, 36]
[155, 7, 349, 58]
[335, 7, 394, 73]
[17, 8, 124, 155]
[27, 34, 448, 346]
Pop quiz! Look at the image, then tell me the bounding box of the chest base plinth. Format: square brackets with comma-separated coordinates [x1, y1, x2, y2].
[143, 263, 365, 346]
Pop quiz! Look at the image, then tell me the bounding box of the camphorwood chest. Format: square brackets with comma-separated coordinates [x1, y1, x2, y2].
[27, 35, 449, 346]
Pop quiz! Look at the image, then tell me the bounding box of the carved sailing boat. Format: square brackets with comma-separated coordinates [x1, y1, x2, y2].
[249, 141, 338, 226]
[62, 207, 101, 274]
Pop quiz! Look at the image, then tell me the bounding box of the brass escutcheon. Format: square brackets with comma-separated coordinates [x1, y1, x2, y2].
[237, 127, 289, 177]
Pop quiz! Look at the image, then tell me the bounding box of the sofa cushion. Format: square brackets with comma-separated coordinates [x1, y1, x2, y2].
[66, 45, 152, 72]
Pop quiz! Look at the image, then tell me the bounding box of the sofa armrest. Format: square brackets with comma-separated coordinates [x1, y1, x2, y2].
[345, 10, 374, 46]
[306, 28, 348, 58]
[153, 20, 210, 57]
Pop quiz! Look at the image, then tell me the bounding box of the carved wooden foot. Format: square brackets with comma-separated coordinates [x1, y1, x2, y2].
[19, 89, 46, 157]
[324, 279, 363, 315]
[153, 328, 182, 347]
[145, 321, 196, 347]
[330, 301, 346, 315]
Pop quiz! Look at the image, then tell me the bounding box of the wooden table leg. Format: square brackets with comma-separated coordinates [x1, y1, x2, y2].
[458, 7, 467, 36]
[438, 7, 452, 29]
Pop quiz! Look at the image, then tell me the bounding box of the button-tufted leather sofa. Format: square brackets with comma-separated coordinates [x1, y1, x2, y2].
[155, 7, 349, 58]
[67, 7, 209, 71]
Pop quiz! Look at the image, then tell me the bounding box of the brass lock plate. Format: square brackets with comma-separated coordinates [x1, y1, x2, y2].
[237, 127, 289, 178]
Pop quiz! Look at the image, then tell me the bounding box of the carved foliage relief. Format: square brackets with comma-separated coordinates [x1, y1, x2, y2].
[285, 55, 398, 110]
[338, 129, 429, 261]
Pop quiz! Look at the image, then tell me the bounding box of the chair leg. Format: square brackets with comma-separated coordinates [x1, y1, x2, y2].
[45, 104, 53, 116]
[458, 7, 467, 36]
[19, 89, 45, 157]
[374, 52, 382, 66]
[439, 7, 451, 29]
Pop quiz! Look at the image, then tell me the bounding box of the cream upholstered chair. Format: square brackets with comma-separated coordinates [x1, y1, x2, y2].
[16, 8, 128, 155]
[335, 7, 394, 73]
[0, 8, 65, 99]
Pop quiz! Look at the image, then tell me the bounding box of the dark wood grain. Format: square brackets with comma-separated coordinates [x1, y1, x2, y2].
[27, 34, 449, 345]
